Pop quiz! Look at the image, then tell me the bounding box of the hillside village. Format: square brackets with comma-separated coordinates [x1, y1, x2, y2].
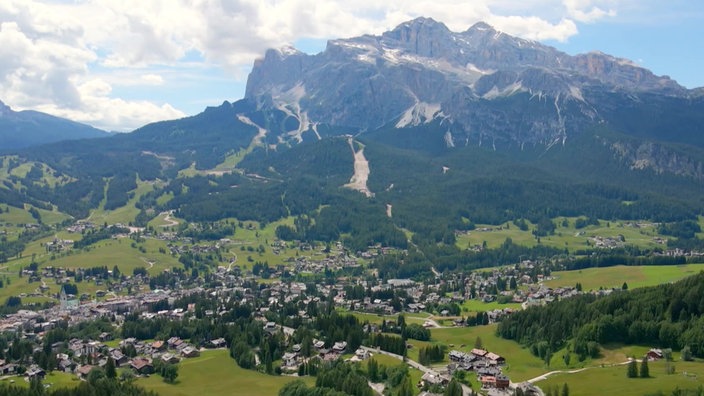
[0, 218, 651, 396]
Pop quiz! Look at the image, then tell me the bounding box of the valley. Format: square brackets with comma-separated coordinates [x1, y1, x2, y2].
[1, 14, 704, 396]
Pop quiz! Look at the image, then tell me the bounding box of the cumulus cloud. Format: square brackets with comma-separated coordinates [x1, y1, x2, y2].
[0, 0, 622, 131]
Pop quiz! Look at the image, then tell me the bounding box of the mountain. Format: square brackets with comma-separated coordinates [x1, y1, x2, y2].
[0, 100, 108, 150]
[3, 18, 704, 253]
[245, 17, 701, 151]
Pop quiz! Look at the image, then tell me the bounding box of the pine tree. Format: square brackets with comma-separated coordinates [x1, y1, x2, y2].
[627, 360, 638, 378]
[561, 383, 569, 396]
[444, 378, 463, 396]
[640, 357, 649, 378]
[105, 357, 116, 379]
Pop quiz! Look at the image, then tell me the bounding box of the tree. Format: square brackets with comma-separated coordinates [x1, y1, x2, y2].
[87, 367, 106, 385]
[682, 345, 693, 361]
[627, 360, 638, 378]
[639, 357, 649, 378]
[397, 375, 413, 396]
[474, 336, 483, 349]
[622, 282, 628, 290]
[163, 363, 179, 383]
[562, 353, 571, 366]
[444, 378, 463, 396]
[561, 383, 569, 396]
[105, 357, 116, 379]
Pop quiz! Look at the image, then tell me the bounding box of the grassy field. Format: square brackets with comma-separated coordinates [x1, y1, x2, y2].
[460, 299, 522, 313]
[1, 371, 80, 390]
[88, 179, 159, 225]
[139, 349, 314, 396]
[543, 264, 704, 291]
[430, 325, 547, 382]
[456, 218, 665, 251]
[0, 234, 180, 303]
[539, 359, 704, 396]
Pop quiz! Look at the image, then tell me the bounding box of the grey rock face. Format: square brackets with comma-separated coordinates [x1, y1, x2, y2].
[244, 17, 688, 148]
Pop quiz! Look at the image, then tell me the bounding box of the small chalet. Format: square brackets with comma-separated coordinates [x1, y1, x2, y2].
[181, 346, 200, 358]
[161, 353, 180, 364]
[486, 352, 505, 365]
[420, 372, 447, 387]
[209, 338, 227, 348]
[282, 352, 298, 367]
[471, 348, 488, 358]
[25, 366, 46, 380]
[130, 357, 154, 375]
[646, 348, 663, 361]
[332, 341, 347, 354]
[77, 365, 95, 379]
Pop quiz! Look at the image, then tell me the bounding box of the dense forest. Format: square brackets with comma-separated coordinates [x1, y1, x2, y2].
[497, 272, 704, 360]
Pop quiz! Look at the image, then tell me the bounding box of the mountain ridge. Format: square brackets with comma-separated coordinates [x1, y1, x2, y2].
[0, 99, 109, 151]
[245, 17, 692, 151]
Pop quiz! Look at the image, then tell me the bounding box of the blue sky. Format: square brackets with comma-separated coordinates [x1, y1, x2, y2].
[0, 1, 702, 132]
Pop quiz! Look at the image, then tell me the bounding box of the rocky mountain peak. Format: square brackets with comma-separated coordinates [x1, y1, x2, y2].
[244, 17, 693, 150]
[0, 100, 12, 117]
[381, 17, 453, 58]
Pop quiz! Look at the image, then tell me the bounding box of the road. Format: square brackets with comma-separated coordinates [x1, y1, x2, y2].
[359, 346, 473, 396]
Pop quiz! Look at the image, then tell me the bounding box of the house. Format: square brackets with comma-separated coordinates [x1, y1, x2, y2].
[480, 375, 496, 388]
[486, 352, 505, 365]
[420, 372, 447, 386]
[77, 365, 95, 379]
[25, 366, 46, 380]
[332, 341, 347, 354]
[181, 346, 200, 358]
[152, 340, 166, 351]
[354, 348, 370, 360]
[495, 374, 510, 389]
[263, 322, 277, 333]
[471, 348, 488, 358]
[130, 357, 154, 375]
[58, 358, 76, 373]
[161, 353, 180, 364]
[109, 349, 129, 367]
[209, 338, 227, 349]
[282, 352, 298, 367]
[646, 348, 663, 361]
[313, 340, 326, 350]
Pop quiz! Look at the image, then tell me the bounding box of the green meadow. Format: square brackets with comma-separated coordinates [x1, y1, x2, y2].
[456, 218, 665, 251]
[543, 264, 704, 291]
[139, 349, 315, 396]
[430, 325, 547, 382]
[539, 359, 704, 396]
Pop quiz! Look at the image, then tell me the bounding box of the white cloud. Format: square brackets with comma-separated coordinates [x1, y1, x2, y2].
[562, 0, 617, 23]
[0, 0, 624, 131]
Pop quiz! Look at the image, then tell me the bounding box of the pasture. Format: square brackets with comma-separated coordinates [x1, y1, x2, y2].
[456, 217, 666, 251]
[539, 359, 704, 396]
[139, 349, 315, 396]
[543, 264, 704, 291]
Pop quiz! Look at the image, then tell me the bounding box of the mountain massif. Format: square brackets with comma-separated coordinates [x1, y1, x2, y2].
[0, 100, 108, 150]
[3, 17, 704, 256]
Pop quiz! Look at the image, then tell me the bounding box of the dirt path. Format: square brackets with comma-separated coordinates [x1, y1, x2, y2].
[344, 137, 373, 197]
[159, 211, 179, 228]
[140, 257, 154, 269]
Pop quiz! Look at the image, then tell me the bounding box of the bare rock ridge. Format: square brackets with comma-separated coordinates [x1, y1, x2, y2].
[244, 17, 692, 151]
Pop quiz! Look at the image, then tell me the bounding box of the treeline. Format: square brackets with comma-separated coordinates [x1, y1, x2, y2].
[563, 250, 687, 271]
[104, 172, 137, 211]
[374, 238, 563, 280]
[366, 333, 406, 356]
[0, 379, 157, 396]
[0, 227, 48, 263]
[497, 272, 704, 360]
[73, 225, 129, 249]
[275, 199, 408, 252]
